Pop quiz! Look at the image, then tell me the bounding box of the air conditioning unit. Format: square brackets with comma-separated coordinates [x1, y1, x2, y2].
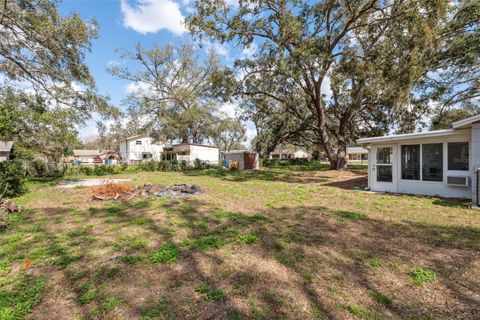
[447, 176, 469, 187]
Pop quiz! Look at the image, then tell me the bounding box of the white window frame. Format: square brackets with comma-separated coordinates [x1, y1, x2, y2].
[399, 143, 445, 184]
[447, 141, 470, 172]
[376, 146, 394, 183]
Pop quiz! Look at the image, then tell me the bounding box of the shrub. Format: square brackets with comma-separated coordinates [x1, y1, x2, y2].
[0, 160, 27, 197]
[237, 234, 260, 244]
[28, 159, 48, 177]
[410, 267, 437, 285]
[148, 244, 179, 264]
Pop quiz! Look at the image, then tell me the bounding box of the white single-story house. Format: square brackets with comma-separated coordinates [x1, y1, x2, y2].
[358, 114, 480, 206]
[73, 150, 120, 164]
[162, 143, 219, 165]
[223, 150, 259, 170]
[347, 147, 368, 162]
[269, 147, 310, 159]
[0, 141, 13, 162]
[119, 135, 219, 164]
[73, 150, 102, 164]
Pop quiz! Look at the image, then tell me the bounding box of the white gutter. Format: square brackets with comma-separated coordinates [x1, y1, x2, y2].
[357, 129, 469, 144]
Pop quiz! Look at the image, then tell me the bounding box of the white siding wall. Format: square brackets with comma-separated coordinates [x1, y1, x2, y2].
[0, 156, 8, 162]
[120, 137, 164, 163]
[368, 130, 472, 199]
[471, 124, 480, 205]
[189, 146, 219, 164]
[293, 150, 309, 158]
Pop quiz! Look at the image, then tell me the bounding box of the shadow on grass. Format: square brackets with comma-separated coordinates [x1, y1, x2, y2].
[10, 195, 480, 319]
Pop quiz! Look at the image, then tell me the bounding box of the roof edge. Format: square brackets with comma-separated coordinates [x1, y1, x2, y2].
[452, 114, 480, 129]
[357, 129, 467, 144]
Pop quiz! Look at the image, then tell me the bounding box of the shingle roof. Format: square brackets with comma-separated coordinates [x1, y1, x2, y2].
[0, 141, 13, 152]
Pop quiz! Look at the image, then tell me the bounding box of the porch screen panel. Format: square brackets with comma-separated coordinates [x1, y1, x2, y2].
[376, 147, 393, 182]
[401, 145, 420, 180]
[422, 144, 443, 182]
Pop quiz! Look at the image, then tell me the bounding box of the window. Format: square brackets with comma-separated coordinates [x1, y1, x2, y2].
[136, 140, 142, 145]
[401, 145, 420, 180]
[448, 142, 469, 171]
[422, 144, 443, 181]
[376, 147, 393, 182]
[377, 147, 392, 164]
[377, 166, 393, 182]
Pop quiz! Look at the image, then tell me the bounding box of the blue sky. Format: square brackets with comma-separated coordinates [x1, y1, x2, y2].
[59, 0, 253, 141]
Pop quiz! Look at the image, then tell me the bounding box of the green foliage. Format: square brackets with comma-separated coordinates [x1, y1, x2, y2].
[0, 0, 116, 161]
[346, 304, 370, 319]
[140, 299, 171, 319]
[190, 235, 226, 251]
[410, 267, 437, 285]
[237, 234, 260, 244]
[0, 275, 47, 319]
[78, 282, 97, 305]
[148, 244, 179, 264]
[109, 43, 224, 144]
[195, 283, 226, 302]
[335, 210, 367, 220]
[120, 255, 144, 264]
[0, 161, 27, 197]
[368, 290, 393, 306]
[262, 158, 310, 168]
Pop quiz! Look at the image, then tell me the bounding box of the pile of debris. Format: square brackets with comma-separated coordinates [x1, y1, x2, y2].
[0, 200, 21, 230]
[91, 183, 203, 202]
[0, 199, 21, 214]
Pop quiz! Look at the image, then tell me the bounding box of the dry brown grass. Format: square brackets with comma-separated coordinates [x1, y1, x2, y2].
[4, 167, 479, 320]
[89, 181, 135, 198]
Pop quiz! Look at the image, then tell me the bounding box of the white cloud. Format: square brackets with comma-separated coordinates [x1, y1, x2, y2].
[245, 121, 256, 148]
[107, 59, 121, 66]
[208, 42, 229, 57]
[240, 42, 257, 59]
[321, 74, 332, 100]
[218, 102, 237, 118]
[120, 0, 186, 35]
[125, 81, 152, 94]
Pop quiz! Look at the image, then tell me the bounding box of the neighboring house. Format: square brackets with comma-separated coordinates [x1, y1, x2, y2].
[347, 147, 368, 162]
[269, 146, 310, 160]
[163, 143, 219, 165]
[73, 150, 101, 164]
[119, 136, 219, 164]
[0, 141, 14, 162]
[119, 135, 164, 164]
[73, 150, 120, 164]
[224, 151, 259, 170]
[357, 114, 480, 206]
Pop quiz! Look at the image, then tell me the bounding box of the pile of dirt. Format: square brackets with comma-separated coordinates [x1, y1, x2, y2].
[91, 184, 203, 201]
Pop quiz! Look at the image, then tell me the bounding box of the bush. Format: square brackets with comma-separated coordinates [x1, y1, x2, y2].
[148, 244, 179, 264]
[410, 267, 437, 285]
[28, 159, 48, 177]
[262, 158, 310, 167]
[25, 160, 67, 178]
[0, 160, 27, 197]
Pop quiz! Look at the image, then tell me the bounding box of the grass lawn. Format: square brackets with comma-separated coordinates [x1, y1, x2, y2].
[1, 164, 480, 319]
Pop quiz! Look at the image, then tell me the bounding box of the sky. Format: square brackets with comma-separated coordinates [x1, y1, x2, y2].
[58, 0, 255, 143]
